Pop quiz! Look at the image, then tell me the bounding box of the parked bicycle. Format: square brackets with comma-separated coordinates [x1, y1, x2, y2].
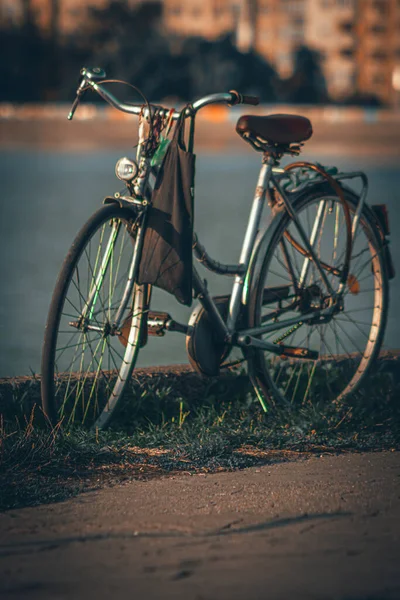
[41, 67, 394, 428]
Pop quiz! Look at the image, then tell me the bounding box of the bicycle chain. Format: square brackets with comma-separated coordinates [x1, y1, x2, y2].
[273, 321, 304, 344]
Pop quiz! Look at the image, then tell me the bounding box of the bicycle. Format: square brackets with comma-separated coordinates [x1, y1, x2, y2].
[41, 66, 394, 429]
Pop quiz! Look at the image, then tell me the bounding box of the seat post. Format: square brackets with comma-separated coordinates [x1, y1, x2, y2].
[227, 155, 275, 332]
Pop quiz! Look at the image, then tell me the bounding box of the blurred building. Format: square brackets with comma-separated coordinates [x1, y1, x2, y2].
[253, 0, 306, 77]
[164, 0, 306, 77]
[1, 0, 399, 104]
[164, 0, 400, 104]
[306, 0, 357, 99]
[0, 0, 24, 26]
[306, 0, 400, 104]
[29, 0, 112, 36]
[164, 0, 236, 40]
[355, 0, 400, 106]
[0, 0, 148, 36]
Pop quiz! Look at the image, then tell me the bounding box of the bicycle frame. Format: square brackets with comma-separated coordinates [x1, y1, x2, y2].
[42, 64, 394, 431]
[97, 150, 368, 360]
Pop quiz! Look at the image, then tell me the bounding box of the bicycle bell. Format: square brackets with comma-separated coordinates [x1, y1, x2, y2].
[115, 157, 138, 182]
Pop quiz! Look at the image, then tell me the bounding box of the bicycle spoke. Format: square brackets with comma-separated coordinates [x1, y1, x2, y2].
[334, 319, 365, 355]
[82, 338, 108, 425]
[327, 321, 353, 360]
[56, 334, 102, 354]
[291, 363, 304, 404]
[338, 313, 372, 340]
[60, 334, 104, 417]
[335, 317, 373, 327]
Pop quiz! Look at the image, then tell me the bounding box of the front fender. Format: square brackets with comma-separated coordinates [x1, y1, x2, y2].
[103, 196, 141, 215]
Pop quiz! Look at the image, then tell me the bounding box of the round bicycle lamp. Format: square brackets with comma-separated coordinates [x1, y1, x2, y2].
[115, 157, 138, 182]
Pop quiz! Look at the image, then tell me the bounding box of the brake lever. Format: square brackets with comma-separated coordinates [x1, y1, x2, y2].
[67, 78, 88, 121]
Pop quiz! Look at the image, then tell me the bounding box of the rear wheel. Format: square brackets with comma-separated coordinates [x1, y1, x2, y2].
[247, 187, 389, 407]
[41, 204, 148, 429]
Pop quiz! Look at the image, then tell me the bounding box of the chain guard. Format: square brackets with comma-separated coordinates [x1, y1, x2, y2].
[186, 295, 231, 377]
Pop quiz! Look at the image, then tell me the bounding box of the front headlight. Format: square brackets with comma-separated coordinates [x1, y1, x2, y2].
[115, 157, 138, 182]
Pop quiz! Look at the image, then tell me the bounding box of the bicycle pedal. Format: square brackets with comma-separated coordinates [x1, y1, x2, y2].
[147, 311, 171, 336]
[279, 345, 319, 360]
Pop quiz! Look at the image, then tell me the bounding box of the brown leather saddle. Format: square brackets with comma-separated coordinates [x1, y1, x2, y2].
[236, 114, 313, 152]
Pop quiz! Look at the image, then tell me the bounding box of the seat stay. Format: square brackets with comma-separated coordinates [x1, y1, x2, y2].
[298, 198, 328, 289]
[272, 175, 336, 297]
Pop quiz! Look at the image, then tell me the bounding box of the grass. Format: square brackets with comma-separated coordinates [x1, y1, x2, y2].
[1, 365, 399, 512]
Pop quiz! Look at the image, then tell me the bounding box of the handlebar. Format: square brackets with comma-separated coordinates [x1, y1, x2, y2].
[68, 66, 260, 121]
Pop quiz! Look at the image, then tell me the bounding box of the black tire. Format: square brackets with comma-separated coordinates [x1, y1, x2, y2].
[247, 185, 389, 407]
[41, 204, 148, 429]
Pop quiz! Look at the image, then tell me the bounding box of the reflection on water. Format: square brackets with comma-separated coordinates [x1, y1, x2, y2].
[0, 150, 399, 377]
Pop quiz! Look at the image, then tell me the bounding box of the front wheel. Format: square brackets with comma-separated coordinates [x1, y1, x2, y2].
[41, 204, 149, 429]
[247, 186, 389, 407]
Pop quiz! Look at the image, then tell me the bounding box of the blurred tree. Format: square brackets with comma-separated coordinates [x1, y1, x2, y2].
[45, 0, 61, 99]
[339, 91, 382, 107]
[0, 6, 48, 101]
[0, 1, 330, 105]
[280, 45, 328, 104]
[21, 0, 31, 24]
[79, 2, 278, 102]
[241, 48, 278, 102]
[85, 1, 170, 100]
[166, 34, 277, 102]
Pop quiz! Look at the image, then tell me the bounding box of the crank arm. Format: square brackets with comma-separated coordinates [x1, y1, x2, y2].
[118, 311, 188, 343]
[147, 311, 188, 336]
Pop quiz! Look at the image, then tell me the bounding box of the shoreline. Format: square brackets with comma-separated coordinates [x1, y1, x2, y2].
[1, 114, 400, 156]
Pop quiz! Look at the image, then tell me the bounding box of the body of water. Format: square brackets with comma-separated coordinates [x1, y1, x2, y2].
[1, 149, 399, 377]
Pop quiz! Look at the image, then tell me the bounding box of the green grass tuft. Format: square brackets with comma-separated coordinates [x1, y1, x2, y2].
[1, 367, 399, 511]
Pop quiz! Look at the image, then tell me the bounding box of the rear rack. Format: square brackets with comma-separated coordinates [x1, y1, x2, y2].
[273, 164, 368, 206]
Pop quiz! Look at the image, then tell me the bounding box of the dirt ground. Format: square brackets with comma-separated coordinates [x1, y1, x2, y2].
[0, 451, 399, 600]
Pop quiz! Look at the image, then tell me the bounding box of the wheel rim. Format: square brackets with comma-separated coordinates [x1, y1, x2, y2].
[254, 195, 386, 406]
[50, 214, 144, 427]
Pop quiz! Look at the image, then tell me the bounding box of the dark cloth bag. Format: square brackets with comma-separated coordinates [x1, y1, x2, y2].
[138, 111, 196, 306]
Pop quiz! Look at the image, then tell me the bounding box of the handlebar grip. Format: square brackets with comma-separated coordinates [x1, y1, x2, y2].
[228, 90, 260, 106]
[241, 94, 260, 106]
[67, 77, 88, 120]
[67, 95, 81, 120]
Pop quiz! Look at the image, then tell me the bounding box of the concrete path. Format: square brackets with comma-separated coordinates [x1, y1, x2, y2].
[1, 451, 399, 599]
